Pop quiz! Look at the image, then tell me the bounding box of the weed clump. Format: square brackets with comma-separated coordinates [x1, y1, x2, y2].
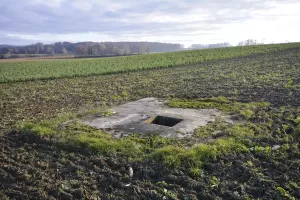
[240, 109, 254, 120]
[276, 187, 296, 200]
[167, 97, 269, 113]
[19, 107, 251, 171]
[226, 125, 255, 138]
[148, 138, 248, 169]
[167, 97, 231, 110]
[75, 132, 143, 157]
[294, 117, 300, 125]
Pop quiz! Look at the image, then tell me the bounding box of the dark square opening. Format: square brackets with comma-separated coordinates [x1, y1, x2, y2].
[151, 116, 183, 127]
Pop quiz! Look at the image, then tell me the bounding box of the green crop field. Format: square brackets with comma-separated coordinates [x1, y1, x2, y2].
[1, 44, 300, 200]
[1, 43, 300, 83]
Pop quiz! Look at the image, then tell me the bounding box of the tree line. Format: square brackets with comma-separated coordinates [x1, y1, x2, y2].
[188, 40, 266, 50]
[188, 42, 231, 49]
[0, 39, 266, 59]
[237, 39, 263, 46]
[0, 42, 183, 59]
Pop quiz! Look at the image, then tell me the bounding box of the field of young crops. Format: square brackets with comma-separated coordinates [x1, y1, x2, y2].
[1, 46, 300, 199]
[1, 42, 300, 83]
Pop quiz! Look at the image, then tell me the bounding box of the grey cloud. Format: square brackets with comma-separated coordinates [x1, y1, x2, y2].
[0, 35, 37, 45]
[0, 0, 298, 44]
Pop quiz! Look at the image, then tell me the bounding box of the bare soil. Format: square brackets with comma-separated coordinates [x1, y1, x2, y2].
[1, 49, 300, 199]
[0, 55, 75, 62]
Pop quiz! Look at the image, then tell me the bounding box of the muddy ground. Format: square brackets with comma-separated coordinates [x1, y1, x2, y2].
[2, 129, 299, 200]
[1, 48, 300, 199]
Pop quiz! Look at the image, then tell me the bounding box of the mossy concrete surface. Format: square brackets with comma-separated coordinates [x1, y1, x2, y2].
[81, 98, 230, 138]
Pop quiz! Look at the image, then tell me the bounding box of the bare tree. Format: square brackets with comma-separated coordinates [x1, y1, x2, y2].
[99, 43, 106, 56]
[6, 48, 14, 58]
[62, 47, 68, 55]
[138, 43, 146, 54]
[13, 48, 19, 58]
[46, 46, 54, 55]
[146, 47, 150, 54]
[112, 46, 120, 55]
[238, 39, 259, 46]
[75, 44, 86, 56]
[123, 44, 130, 55]
[87, 45, 93, 56]
[92, 44, 99, 56]
[119, 48, 125, 55]
[0, 41, 185, 58]
[35, 42, 44, 54]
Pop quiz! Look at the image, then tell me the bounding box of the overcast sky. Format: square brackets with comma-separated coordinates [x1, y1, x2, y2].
[0, 0, 300, 47]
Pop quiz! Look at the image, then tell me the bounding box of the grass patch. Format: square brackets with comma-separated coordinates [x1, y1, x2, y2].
[195, 119, 229, 138]
[167, 97, 270, 112]
[18, 98, 299, 172]
[148, 138, 249, 169]
[294, 117, 300, 125]
[195, 120, 255, 139]
[240, 109, 254, 120]
[19, 101, 255, 169]
[75, 131, 143, 157]
[226, 124, 255, 138]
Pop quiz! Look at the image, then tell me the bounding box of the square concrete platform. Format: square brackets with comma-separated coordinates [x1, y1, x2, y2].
[80, 98, 223, 138]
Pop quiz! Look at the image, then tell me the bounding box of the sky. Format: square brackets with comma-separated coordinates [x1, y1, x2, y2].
[0, 0, 300, 47]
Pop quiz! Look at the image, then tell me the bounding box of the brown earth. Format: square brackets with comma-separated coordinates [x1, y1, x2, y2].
[1, 48, 300, 199]
[0, 55, 75, 62]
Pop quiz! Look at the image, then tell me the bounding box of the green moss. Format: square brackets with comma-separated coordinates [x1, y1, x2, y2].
[213, 138, 249, 153]
[196, 122, 255, 140]
[246, 160, 253, 167]
[226, 125, 255, 139]
[18, 98, 277, 171]
[167, 98, 269, 113]
[148, 146, 186, 168]
[209, 176, 220, 188]
[19, 109, 107, 137]
[240, 109, 254, 120]
[276, 187, 296, 200]
[294, 117, 300, 125]
[289, 182, 300, 190]
[264, 146, 272, 157]
[75, 132, 143, 157]
[21, 122, 54, 136]
[76, 107, 105, 118]
[294, 125, 300, 137]
[284, 78, 294, 89]
[167, 97, 232, 111]
[189, 168, 203, 177]
[102, 109, 116, 117]
[254, 146, 265, 153]
[20, 107, 252, 169]
[195, 119, 228, 138]
[149, 138, 248, 169]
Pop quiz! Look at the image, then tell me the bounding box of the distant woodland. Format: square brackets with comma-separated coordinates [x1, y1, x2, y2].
[0, 42, 183, 59]
[0, 39, 261, 59]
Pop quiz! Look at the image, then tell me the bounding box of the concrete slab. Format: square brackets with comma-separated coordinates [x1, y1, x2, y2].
[80, 98, 225, 138]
